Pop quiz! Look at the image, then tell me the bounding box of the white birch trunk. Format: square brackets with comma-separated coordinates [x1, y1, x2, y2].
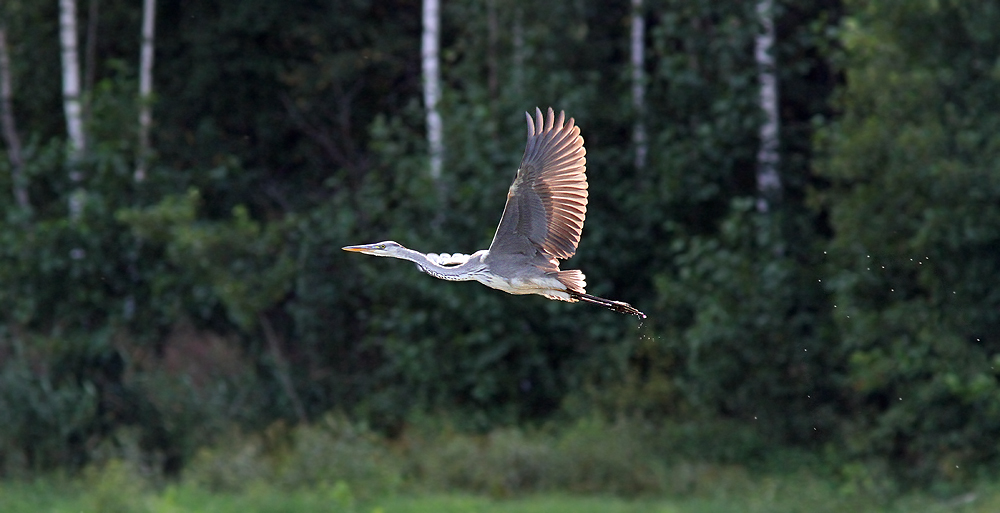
[135, 0, 156, 182]
[60, 0, 87, 221]
[422, 0, 443, 183]
[0, 27, 30, 210]
[60, 0, 86, 161]
[630, 0, 647, 171]
[755, 0, 781, 212]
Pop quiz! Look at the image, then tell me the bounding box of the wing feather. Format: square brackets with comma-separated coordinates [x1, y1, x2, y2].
[487, 107, 589, 262]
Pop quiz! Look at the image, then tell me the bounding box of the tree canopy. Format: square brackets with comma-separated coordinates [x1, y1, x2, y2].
[1, 0, 998, 486]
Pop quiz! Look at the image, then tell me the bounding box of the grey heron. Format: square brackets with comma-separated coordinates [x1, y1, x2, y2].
[343, 107, 645, 318]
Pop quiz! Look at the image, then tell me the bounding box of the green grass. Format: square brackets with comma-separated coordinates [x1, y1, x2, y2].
[3, 417, 997, 513]
[2, 476, 999, 513]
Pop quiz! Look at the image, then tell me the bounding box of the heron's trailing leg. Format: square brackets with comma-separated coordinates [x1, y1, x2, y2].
[570, 291, 646, 318]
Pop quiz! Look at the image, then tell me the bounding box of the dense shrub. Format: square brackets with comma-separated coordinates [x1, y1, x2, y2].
[815, 0, 1000, 482]
[183, 415, 401, 500]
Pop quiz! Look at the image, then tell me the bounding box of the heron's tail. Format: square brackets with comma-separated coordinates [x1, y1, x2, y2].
[569, 291, 646, 319]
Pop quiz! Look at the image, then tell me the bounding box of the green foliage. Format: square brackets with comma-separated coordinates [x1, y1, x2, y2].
[0, 340, 98, 474]
[653, 200, 837, 442]
[0, 128, 292, 473]
[5, 0, 998, 491]
[814, 0, 1000, 482]
[550, 417, 667, 495]
[181, 415, 677, 498]
[118, 188, 297, 331]
[5, 481, 1000, 513]
[182, 429, 273, 493]
[80, 459, 152, 513]
[184, 415, 402, 501]
[12, 427, 1000, 513]
[274, 416, 402, 497]
[401, 416, 771, 497]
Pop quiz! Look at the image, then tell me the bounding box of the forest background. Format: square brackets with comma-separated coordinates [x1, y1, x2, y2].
[1, 0, 999, 499]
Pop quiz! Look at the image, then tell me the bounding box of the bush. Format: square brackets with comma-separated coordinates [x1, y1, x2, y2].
[80, 459, 152, 513]
[550, 417, 665, 495]
[183, 415, 401, 500]
[815, 0, 1000, 483]
[182, 429, 274, 493]
[0, 334, 99, 475]
[402, 416, 675, 497]
[275, 415, 402, 497]
[400, 423, 554, 497]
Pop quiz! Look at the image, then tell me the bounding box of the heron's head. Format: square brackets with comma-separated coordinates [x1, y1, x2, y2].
[341, 240, 406, 257]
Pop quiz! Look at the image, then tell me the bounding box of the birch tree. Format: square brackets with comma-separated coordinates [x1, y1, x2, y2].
[754, 0, 780, 212]
[0, 26, 29, 210]
[59, 0, 86, 160]
[135, 0, 156, 182]
[422, 0, 443, 184]
[630, 0, 647, 171]
[60, 0, 87, 222]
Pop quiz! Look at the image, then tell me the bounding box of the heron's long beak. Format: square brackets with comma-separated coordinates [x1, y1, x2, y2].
[342, 245, 368, 252]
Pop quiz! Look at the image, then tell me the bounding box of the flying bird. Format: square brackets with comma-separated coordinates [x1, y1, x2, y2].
[343, 107, 645, 318]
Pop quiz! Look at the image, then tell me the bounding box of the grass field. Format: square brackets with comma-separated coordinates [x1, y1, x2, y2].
[2, 417, 994, 513]
[1, 475, 996, 513]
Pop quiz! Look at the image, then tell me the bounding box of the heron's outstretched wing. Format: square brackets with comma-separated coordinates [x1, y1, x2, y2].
[487, 107, 588, 262]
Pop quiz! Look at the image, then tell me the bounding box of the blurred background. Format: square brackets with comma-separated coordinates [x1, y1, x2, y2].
[1, 0, 999, 507]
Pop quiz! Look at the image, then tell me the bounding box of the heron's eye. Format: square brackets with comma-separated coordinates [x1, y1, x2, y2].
[377, 244, 386, 250]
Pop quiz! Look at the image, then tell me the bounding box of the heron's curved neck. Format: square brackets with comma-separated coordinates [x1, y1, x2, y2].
[395, 247, 485, 281]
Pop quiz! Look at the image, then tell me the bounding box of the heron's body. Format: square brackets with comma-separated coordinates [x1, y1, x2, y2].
[344, 108, 645, 318]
